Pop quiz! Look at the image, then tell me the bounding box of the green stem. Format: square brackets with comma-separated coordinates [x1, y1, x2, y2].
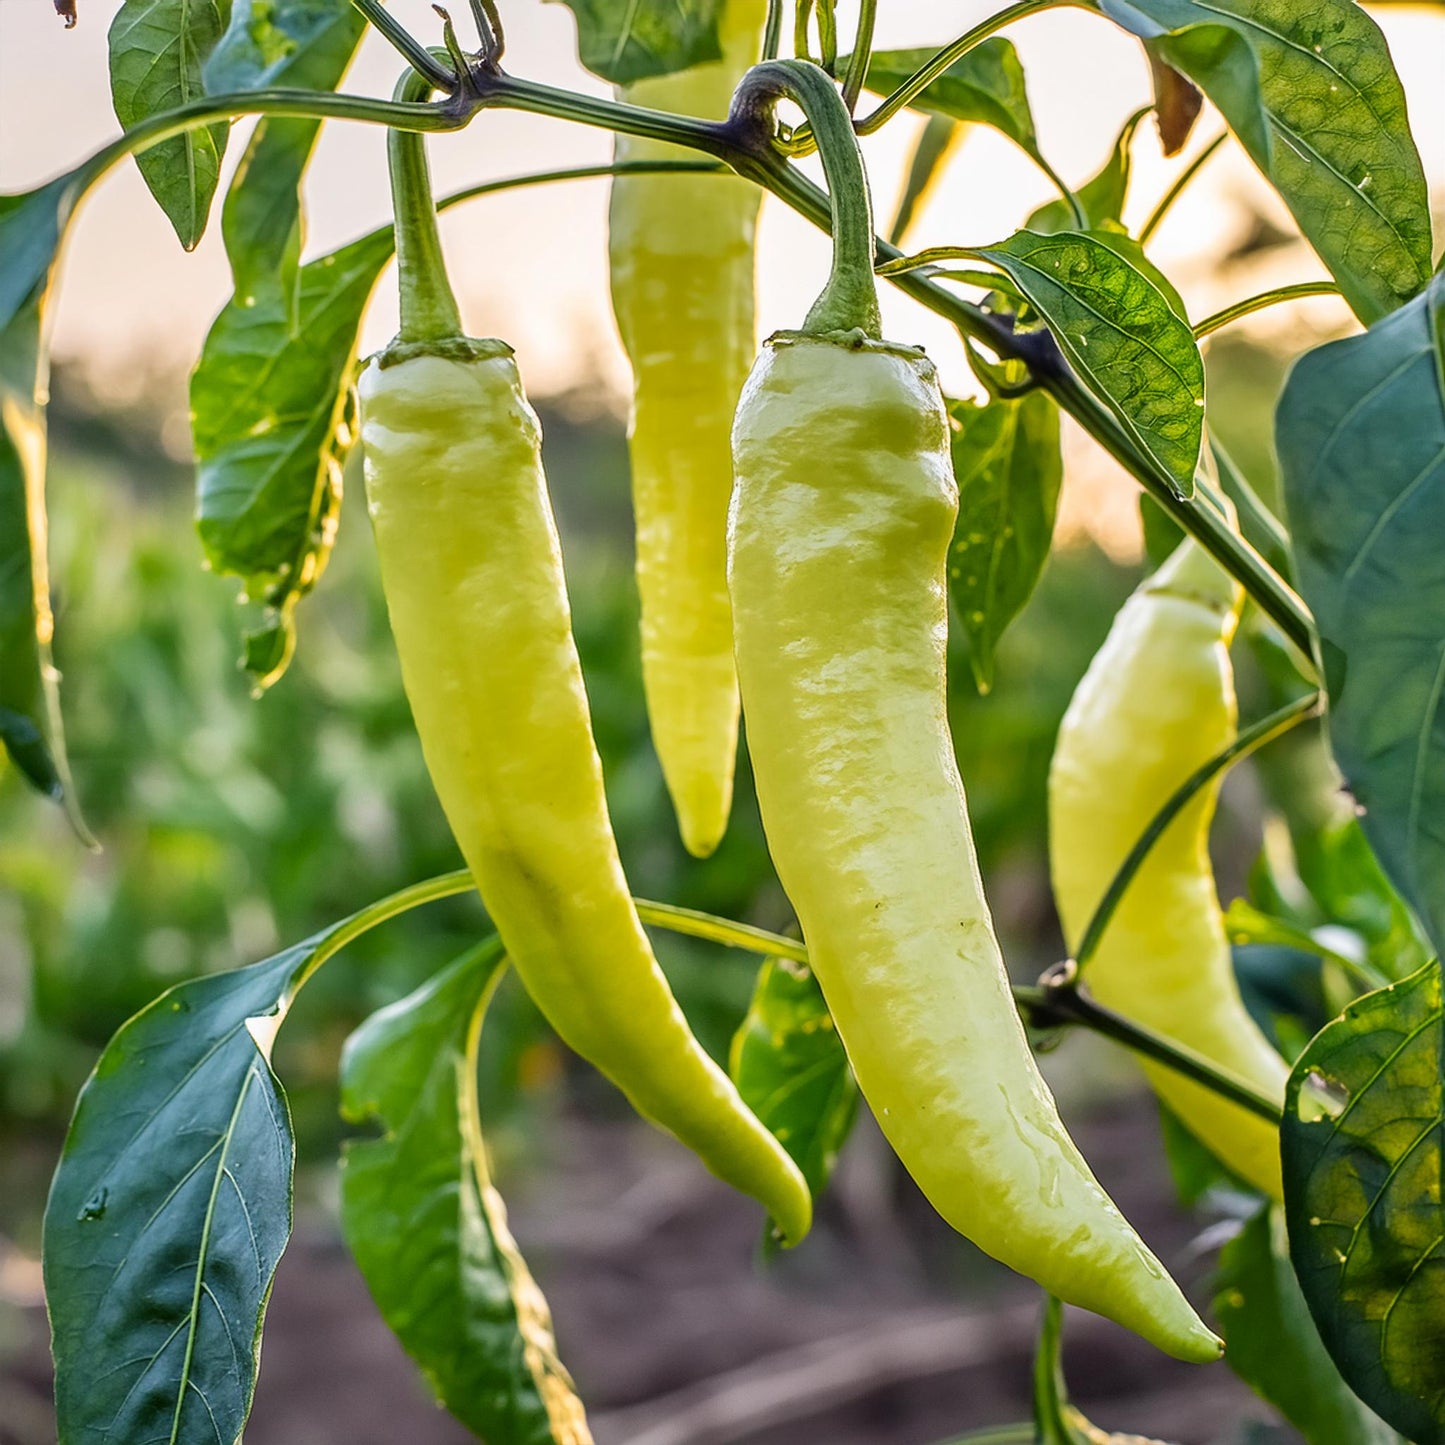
[728, 60, 880, 336]
[1138, 131, 1225, 246]
[48, 68, 1316, 661]
[278, 865, 1287, 1123]
[1017, 982, 1285, 1125]
[1033, 151, 1086, 231]
[816, 0, 838, 72]
[350, 0, 457, 91]
[635, 900, 809, 962]
[763, 0, 784, 60]
[483, 70, 1316, 659]
[1074, 691, 1323, 974]
[1210, 437, 1293, 581]
[855, 0, 1071, 137]
[840, 0, 877, 113]
[1193, 280, 1340, 340]
[389, 66, 464, 344]
[794, 0, 816, 63]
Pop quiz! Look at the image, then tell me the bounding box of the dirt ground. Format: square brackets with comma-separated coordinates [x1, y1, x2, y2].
[0, 1091, 1291, 1445]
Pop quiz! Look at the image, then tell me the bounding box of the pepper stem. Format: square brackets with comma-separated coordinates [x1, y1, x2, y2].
[389, 64, 464, 344]
[729, 60, 880, 338]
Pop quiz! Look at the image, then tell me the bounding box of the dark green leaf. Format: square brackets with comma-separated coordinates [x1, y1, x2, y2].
[1027, 107, 1147, 235]
[889, 112, 966, 248]
[856, 41, 1039, 158]
[1098, 0, 1431, 324]
[208, 0, 366, 315]
[0, 185, 92, 835]
[729, 956, 857, 1204]
[1282, 961, 1445, 1442]
[974, 229, 1204, 493]
[1216, 1205, 1402, 1444]
[108, 0, 232, 249]
[946, 392, 1062, 692]
[550, 0, 723, 85]
[340, 943, 590, 1441]
[1276, 275, 1445, 955]
[44, 941, 313, 1444]
[190, 225, 393, 688]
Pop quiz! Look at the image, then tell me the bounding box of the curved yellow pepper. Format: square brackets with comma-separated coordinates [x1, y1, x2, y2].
[609, 1, 764, 857]
[729, 329, 1219, 1361]
[359, 343, 810, 1244]
[1049, 538, 1289, 1200]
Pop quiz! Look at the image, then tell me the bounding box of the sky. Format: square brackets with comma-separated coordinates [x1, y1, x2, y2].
[1, 0, 1443, 546]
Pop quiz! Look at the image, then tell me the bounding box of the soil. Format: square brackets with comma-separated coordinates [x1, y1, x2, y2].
[0, 1095, 1290, 1445]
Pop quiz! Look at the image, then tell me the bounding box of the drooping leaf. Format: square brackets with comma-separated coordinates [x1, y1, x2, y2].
[0, 182, 94, 835]
[1215, 1205, 1403, 1444]
[888, 113, 968, 247]
[550, 0, 723, 85]
[190, 225, 393, 688]
[945, 392, 1062, 693]
[1276, 275, 1445, 955]
[1281, 962, 1445, 1443]
[1027, 107, 1147, 235]
[1098, 0, 1432, 324]
[341, 943, 592, 1442]
[207, 0, 366, 316]
[729, 956, 857, 1205]
[973, 229, 1204, 494]
[855, 41, 1040, 159]
[45, 943, 307, 1443]
[1146, 46, 1202, 155]
[108, 0, 233, 249]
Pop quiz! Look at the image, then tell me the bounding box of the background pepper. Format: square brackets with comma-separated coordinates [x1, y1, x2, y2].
[608, 0, 765, 858]
[726, 59, 1219, 1362]
[1049, 537, 1290, 1200]
[358, 69, 812, 1245]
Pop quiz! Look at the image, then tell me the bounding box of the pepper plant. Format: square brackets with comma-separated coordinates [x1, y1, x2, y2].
[2, 0, 1444, 1441]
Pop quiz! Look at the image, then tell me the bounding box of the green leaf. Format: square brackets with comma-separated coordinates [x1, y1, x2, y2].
[1276, 276, 1445, 956]
[109, 0, 233, 250]
[340, 943, 591, 1442]
[44, 943, 308, 1444]
[973, 229, 1204, 494]
[207, 0, 366, 316]
[729, 956, 858, 1205]
[946, 391, 1062, 693]
[1027, 107, 1147, 235]
[190, 225, 393, 688]
[1098, 0, 1432, 324]
[855, 41, 1039, 158]
[1215, 1205, 1403, 1444]
[1281, 961, 1445, 1443]
[550, 0, 723, 85]
[0, 185, 93, 836]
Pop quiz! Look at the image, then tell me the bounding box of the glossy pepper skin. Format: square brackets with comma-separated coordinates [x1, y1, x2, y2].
[728, 331, 1219, 1362]
[608, 0, 764, 858]
[1050, 539, 1289, 1199]
[359, 343, 811, 1245]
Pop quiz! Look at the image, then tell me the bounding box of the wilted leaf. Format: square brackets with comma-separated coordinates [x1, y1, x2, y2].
[1146, 47, 1202, 155]
[1099, 0, 1432, 324]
